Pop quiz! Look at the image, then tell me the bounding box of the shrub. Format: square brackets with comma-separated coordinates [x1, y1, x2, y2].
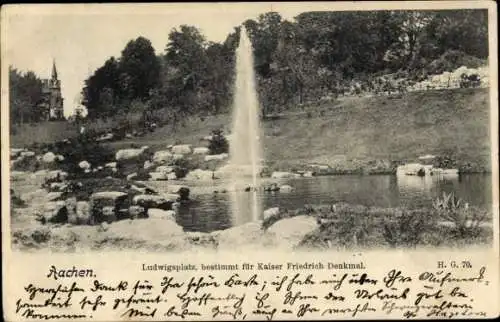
[434, 154, 458, 169]
[208, 129, 229, 155]
[432, 192, 488, 239]
[382, 209, 435, 248]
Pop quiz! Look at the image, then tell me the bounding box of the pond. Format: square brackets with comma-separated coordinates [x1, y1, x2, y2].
[162, 174, 493, 233]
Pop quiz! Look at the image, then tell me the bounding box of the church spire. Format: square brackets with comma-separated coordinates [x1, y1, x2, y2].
[51, 59, 58, 80]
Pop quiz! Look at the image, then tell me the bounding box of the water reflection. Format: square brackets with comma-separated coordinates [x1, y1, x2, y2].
[173, 174, 492, 232]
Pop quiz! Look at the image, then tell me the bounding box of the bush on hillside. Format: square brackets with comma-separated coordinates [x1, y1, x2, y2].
[208, 129, 229, 155]
[382, 209, 435, 248]
[427, 50, 487, 75]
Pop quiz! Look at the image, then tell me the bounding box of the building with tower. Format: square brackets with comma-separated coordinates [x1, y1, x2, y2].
[39, 60, 64, 120]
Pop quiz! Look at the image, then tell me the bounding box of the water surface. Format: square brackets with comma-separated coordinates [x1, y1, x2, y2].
[169, 174, 492, 233]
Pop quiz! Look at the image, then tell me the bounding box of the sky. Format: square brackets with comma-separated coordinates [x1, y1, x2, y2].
[4, 2, 490, 117]
[4, 3, 309, 117]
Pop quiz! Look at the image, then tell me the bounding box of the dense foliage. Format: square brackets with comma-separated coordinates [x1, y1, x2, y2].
[9, 67, 44, 124]
[11, 9, 488, 126]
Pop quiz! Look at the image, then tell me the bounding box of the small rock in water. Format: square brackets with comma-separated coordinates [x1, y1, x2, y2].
[279, 185, 294, 192]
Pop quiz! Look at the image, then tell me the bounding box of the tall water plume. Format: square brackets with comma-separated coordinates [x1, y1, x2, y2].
[228, 26, 263, 224]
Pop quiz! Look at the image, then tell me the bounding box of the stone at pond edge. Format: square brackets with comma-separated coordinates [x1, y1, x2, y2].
[263, 207, 280, 220]
[266, 215, 319, 250]
[216, 221, 270, 249]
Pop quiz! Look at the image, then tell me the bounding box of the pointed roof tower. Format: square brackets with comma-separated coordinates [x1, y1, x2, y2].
[51, 59, 58, 80]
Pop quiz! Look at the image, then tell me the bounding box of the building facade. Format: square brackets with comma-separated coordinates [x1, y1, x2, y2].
[40, 60, 64, 120]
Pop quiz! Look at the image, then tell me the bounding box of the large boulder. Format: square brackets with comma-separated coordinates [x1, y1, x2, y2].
[152, 150, 173, 164]
[263, 207, 280, 220]
[266, 215, 319, 249]
[171, 144, 192, 155]
[204, 153, 228, 162]
[216, 221, 271, 250]
[105, 218, 185, 247]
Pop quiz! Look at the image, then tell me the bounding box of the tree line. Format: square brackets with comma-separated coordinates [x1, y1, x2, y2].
[9, 9, 488, 126]
[9, 67, 45, 125]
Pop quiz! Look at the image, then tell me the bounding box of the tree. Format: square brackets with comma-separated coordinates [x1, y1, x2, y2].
[9, 67, 44, 124]
[82, 57, 121, 119]
[119, 37, 160, 101]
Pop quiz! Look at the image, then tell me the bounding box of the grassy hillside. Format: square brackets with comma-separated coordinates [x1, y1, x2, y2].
[99, 88, 491, 173]
[10, 88, 492, 173]
[263, 88, 491, 172]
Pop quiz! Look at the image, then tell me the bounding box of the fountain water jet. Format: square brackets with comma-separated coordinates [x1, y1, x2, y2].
[228, 26, 263, 224]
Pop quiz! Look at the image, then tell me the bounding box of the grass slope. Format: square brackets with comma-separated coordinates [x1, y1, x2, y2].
[10, 88, 491, 173]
